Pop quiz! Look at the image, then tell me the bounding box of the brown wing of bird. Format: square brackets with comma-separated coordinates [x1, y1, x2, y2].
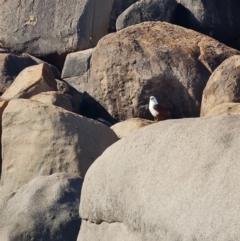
[153, 104, 172, 121]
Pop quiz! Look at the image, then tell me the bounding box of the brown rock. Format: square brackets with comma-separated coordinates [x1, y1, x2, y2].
[30, 91, 72, 112]
[0, 99, 118, 195]
[201, 55, 240, 116]
[84, 22, 239, 121]
[205, 102, 240, 117]
[111, 118, 153, 138]
[1, 63, 57, 100]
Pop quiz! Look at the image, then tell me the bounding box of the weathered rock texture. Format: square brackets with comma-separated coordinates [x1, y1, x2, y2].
[79, 114, 240, 241]
[0, 173, 82, 241]
[80, 92, 118, 126]
[108, 0, 139, 32]
[174, 0, 240, 48]
[0, 99, 118, 195]
[111, 118, 153, 138]
[205, 103, 240, 117]
[116, 0, 177, 30]
[30, 91, 73, 112]
[55, 79, 83, 115]
[84, 22, 239, 120]
[0, 53, 36, 94]
[62, 49, 93, 79]
[1, 63, 58, 100]
[0, 0, 137, 64]
[201, 55, 240, 116]
[26, 53, 61, 79]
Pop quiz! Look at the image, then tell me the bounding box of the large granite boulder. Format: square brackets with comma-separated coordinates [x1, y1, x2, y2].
[0, 173, 82, 241]
[79, 114, 240, 240]
[1, 63, 58, 100]
[201, 55, 240, 116]
[0, 0, 139, 68]
[174, 0, 240, 48]
[0, 53, 36, 94]
[116, 0, 177, 30]
[0, 99, 118, 195]
[84, 21, 239, 121]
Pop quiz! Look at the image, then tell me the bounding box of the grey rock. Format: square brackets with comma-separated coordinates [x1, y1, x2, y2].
[0, 0, 127, 63]
[108, 0, 139, 32]
[61, 49, 93, 79]
[63, 75, 88, 93]
[79, 114, 240, 240]
[116, 0, 177, 30]
[0, 173, 82, 241]
[0, 98, 118, 195]
[174, 0, 240, 48]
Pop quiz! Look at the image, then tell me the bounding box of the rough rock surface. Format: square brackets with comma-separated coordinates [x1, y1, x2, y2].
[61, 49, 93, 79]
[0, 0, 134, 62]
[108, 0, 139, 32]
[205, 103, 240, 117]
[0, 53, 36, 94]
[26, 53, 61, 79]
[30, 91, 73, 112]
[0, 99, 118, 195]
[56, 79, 83, 115]
[1, 63, 58, 100]
[111, 118, 153, 138]
[201, 55, 240, 116]
[84, 22, 239, 120]
[0, 173, 82, 241]
[63, 75, 88, 93]
[79, 114, 240, 241]
[116, 0, 177, 30]
[80, 92, 118, 126]
[174, 0, 240, 48]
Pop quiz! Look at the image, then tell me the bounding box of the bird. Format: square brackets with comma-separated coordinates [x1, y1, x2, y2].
[149, 96, 172, 122]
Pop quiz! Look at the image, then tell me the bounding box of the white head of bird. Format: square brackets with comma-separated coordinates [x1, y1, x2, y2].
[149, 96, 159, 117]
[149, 96, 158, 107]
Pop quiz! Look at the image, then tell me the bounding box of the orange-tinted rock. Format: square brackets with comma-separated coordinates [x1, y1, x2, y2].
[84, 22, 239, 120]
[2, 63, 57, 100]
[201, 55, 240, 116]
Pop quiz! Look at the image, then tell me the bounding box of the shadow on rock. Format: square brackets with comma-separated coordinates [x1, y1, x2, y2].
[80, 92, 118, 127]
